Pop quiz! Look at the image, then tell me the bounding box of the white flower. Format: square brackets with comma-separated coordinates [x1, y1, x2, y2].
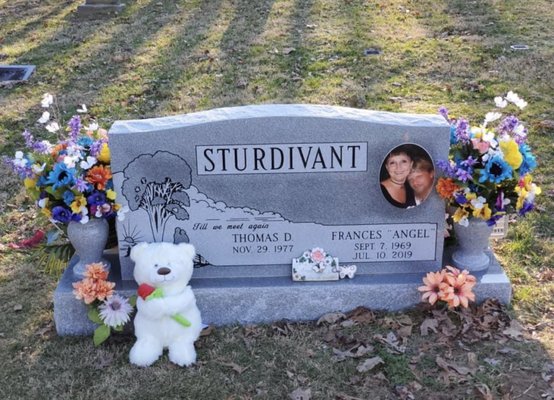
[45, 122, 60, 133]
[98, 295, 133, 328]
[117, 205, 130, 222]
[13, 151, 27, 168]
[86, 122, 99, 131]
[32, 163, 46, 174]
[494, 96, 508, 108]
[470, 196, 487, 210]
[63, 155, 79, 169]
[80, 156, 97, 170]
[505, 91, 527, 109]
[37, 111, 50, 124]
[38, 198, 48, 208]
[79, 207, 90, 224]
[77, 104, 88, 113]
[484, 112, 502, 125]
[458, 216, 469, 227]
[41, 93, 54, 108]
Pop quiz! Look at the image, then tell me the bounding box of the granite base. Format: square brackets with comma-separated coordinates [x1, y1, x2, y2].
[54, 250, 511, 335]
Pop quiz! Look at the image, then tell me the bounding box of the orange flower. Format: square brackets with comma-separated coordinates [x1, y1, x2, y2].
[86, 165, 112, 190]
[442, 274, 476, 308]
[51, 143, 67, 158]
[436, 178, 460, 199]
[73, 278, 98, 304]
[445, 265, 477, 284]
[418, 271, 447, 305]
[94, 279, 115, 302]
[84, 262, 109, 281]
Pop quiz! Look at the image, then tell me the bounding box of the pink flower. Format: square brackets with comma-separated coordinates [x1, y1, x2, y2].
[471, 138, 490, 154]
[310, 248, 326, 263]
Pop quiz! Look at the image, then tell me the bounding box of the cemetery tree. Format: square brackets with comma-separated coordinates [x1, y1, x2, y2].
[122, 151, 192, 242]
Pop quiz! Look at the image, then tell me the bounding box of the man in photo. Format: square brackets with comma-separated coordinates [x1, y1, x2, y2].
[408, 156, 435, 205]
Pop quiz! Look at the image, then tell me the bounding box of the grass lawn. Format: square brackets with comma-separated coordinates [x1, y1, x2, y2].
[0, 0, 553, 398]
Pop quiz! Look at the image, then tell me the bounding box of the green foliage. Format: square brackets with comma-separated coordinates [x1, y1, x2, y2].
[93, 324, 111, 346]
[37, 242, 74, 277]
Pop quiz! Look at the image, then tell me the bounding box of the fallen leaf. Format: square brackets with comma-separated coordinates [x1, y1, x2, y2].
[357, 356, 384, 373]
[345, 307, 375, 324]
[282, 47, 296, 55]
[340, 319, 356, 328]
[475, 383, 493, 400]
[484, 358, 500, 367]
[13, 304, 23, 312]
[394, 385, 415, 400]
[436, 356, 474, 376]
[499, 347, 519, 355]
[503, 320, 524, 340]
[221, 362, 249, 375]
[332, 344, 373, 362]
[289, 387, 311, 400]
[374, 332, 406, 354]
[317, 312, 346, 325]
[420, 318, 438, 336]
[467, 352, 478, 369]
[200, 325, 215, 336]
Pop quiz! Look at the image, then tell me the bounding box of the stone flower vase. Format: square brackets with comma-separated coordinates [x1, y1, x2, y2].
[67, 218, 111, 279]
[452, 218, 493, 272]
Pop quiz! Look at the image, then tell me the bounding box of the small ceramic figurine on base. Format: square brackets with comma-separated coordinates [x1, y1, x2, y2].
[129, 242, 202, 367]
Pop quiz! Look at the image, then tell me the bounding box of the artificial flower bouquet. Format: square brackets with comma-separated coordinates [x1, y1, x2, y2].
[419, 266, 476, 308]
[73, 262, 135, 345]
[436, 92, 540, 227]
[6, 93, 126, 227]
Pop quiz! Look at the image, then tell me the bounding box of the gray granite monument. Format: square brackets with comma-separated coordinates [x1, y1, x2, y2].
[53, 105, 512, 335]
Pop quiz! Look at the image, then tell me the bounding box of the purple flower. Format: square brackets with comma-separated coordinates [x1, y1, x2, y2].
[74, 178, 91, 193]
[89, 139, 106, 157]
[437, 160, 457, 178]
[22, 130, 51, 154]
[455, 193, 468, 205]
[438, 106, 449, 122]
[461, 156, 477, 168]
[497, 115, 519, 135]
[67, 115, 81, 142]
[52, 206, 73, 223]
[495, 191, 507, 211]
[87, 191, 106, 206]
[456, 168, 473, 182]
[518, 201, 534, 216]
[455, 118, 471, 143]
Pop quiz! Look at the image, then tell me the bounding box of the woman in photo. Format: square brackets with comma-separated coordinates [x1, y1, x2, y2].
[380, 145, 416, 208]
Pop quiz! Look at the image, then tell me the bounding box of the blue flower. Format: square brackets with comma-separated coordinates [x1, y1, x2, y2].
[52, 206, 73, 223]
[518, 200, 534, 216]
[87, 191, 106, 206]
[479, 155, 513, 184]
[518, 144, 537, 175]
[45, 163, 76, 190]
[63, 191, 75, 206]
[77, 136, 93, 148]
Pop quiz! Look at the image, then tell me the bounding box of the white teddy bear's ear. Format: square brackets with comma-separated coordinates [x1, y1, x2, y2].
[177, 243, 196, 260]
[130, 242, 150, 262]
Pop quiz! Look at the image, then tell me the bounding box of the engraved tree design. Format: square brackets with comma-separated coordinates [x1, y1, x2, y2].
[122, 151, 191, 242]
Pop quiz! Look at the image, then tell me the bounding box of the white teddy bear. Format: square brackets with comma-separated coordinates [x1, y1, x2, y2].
[129, 242, 203, 367]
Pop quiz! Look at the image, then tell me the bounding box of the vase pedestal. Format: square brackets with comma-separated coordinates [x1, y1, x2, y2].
[68, 219, 111, 279]
[452, 219, 494, 272]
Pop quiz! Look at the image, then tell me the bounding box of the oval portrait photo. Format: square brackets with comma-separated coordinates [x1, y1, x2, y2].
[379, 144, 435, 208]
